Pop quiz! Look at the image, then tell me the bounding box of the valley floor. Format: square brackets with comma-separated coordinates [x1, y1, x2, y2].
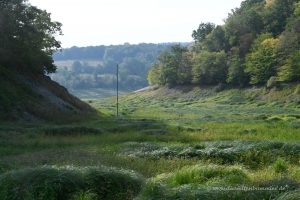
[0, 86, 300, 199]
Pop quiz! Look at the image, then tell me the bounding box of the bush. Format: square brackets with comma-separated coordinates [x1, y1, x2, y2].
[0, 166, 144, 200]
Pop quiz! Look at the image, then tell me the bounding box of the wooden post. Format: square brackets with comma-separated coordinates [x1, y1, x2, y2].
[116, 64, 119, 117]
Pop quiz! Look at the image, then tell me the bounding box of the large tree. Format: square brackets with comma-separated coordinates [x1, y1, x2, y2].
[245, 34, 279, 85]
[192, 51, 228, 85]
[278, 51, 300, 82]
[192, 23, 215, 43]
[0, 0, 62, 74]
[263, 0, 296, 36]
[148, 45, 190, 87]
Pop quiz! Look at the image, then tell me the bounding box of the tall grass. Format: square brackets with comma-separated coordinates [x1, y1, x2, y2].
[139, 164, 299, 200]
[1, 86, 300, 199]
[0, 166, 144, 200]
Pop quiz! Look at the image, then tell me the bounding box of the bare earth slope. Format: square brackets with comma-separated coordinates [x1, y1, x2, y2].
[0, 67, 96, 122]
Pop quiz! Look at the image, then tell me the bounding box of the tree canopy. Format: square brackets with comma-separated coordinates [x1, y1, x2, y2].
[0, 0, 62, 74]
[148, 0, 300, 88]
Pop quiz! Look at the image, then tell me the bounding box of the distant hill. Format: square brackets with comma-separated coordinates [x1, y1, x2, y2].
[51, 43, 188, 97]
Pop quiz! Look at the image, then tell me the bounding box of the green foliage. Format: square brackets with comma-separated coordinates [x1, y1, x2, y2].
[158, 51, 178, 86]
[245, 34, 279, 85]
[203, 26, 229, 52]
[0, 0, 62, 74]
[148, 45, 190, 87]
[263, 0, 295, 35]
[224, 0, 264, 55]
[227, 55, 248, 86]
[276, 31, 300, 64]
[278, 51, 300, 82]
[192, 51, 227, 85]
[192, 23, 215, 43]
[147, 64, 161, 85]
[148, 0, 300, 88]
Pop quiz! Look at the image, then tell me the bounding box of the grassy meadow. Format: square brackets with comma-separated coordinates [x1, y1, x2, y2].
[0, 85, 300, 199]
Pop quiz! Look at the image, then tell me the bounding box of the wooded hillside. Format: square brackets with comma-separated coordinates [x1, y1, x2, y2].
[148, 0, 300, 89]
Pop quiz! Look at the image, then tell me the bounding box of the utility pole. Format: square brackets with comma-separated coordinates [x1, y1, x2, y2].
[116, 64, 119, 117]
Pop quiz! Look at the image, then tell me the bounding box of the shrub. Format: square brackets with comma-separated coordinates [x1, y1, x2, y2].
[0, 166, 144, 200]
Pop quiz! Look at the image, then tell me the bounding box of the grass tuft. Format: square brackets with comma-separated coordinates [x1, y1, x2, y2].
[0, 166, 144, 200]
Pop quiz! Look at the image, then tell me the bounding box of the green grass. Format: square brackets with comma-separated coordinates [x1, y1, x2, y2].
[0, 166, 143, 200]
[0, 86, 300, 199]
[69, 88, 129, 99]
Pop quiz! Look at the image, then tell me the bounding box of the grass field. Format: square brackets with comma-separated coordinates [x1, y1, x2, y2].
[70, 88, 128, 99]
[0, 86, 300, 199]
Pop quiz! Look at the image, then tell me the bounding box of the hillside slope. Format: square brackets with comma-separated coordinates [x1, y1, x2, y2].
[95, 84, 300, 126]
[0, 67, 96, 123]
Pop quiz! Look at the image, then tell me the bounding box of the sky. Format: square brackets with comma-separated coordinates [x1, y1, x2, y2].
[29, 0, 244, 48]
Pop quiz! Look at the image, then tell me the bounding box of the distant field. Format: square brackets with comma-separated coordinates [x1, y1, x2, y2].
[0, 86, 300, 199]
[55, 60, 103, 68]
[69, 88, 129, 99]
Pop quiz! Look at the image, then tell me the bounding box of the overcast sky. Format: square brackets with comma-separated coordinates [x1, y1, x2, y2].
[29, 0, 244, 48]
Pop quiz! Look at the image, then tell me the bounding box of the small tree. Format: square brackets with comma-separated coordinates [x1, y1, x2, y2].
[148, 45, 190, 87]
[147, 64, 161, 85]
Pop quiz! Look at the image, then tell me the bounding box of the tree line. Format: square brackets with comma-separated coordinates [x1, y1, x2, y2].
[52, 43, 175, 91]
[148, 0, 300, 89]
